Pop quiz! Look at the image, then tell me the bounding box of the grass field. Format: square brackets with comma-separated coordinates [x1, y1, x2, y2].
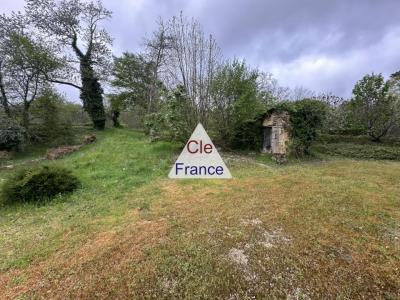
[0, 128, 399, 299]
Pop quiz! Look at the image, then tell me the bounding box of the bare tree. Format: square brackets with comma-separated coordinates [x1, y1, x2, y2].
[314, 92, 344, 107]
[27, 0, 113, 129]
[257, 72, 290, 103]
[143, 19, 172, 113]
[289, 86, 316, 101]
[164, 12, 222, 125]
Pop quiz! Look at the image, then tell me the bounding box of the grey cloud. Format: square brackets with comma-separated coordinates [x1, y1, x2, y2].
[195, 0, 399, 56]
[2, 0, 400, 98]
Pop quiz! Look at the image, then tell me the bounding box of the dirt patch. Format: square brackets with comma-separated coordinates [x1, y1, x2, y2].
[241, 218, 292, 249]
[228, 248, 248, 266]
[286, 287, 311, 300]
[386, 226, 400, 245]
[258, 228, 291, 249]
[83, 134, 96, 145]
[0, 150, 12, 159]
[46, 145, 82, 160]
[46, 134, 96, 160]
[227, 248, 258, 282]
[241, 218, 263, 226]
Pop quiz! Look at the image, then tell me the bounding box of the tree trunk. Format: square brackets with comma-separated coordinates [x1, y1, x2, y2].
[0, 62, 11, 118]
[112, 110, 121, 127]
[371, 136, 382, 143]
[22, 102, 30, 130]
[79, 58, 106, 130]
[0, 94, 10, 118]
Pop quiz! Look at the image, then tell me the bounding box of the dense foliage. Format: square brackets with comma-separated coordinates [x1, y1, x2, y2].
[210, 59, 267, 149]
[0, 19, 59, 130]
[30, 89, 74, 145]
[144, 86, 193, 144]
[80, 61, 107, 130]
[1, 165, 80, 204]
[230, 117, 265, 150]
[0, 117, 26, 151]
[290, 99, 327, 155]
[111, 53, 156, 111]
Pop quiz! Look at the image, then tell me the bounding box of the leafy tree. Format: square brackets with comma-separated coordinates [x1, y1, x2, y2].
[350, 73, 400, 141]
[0, 13, 58, 129]
[0, 62, 10, 118]
[164, 86, 193, 143]
[144, 86, 193, 144]
[111, 53, 157, 112]
[27, 0, 113, 129]
[30, 88, 73, 144]
[210, 59, 265, 148]
[390, 71, 400, 95]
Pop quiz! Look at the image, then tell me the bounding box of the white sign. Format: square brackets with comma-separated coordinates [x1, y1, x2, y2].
[168, 123, 232, 179]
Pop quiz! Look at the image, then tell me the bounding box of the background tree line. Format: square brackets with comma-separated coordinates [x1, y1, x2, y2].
[109, 12, 400, 155]
[1, 1, 400, 157]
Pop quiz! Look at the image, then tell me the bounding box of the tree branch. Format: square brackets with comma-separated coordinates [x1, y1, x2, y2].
[71, 29, 84, 58]
[46, 76, 82, 90]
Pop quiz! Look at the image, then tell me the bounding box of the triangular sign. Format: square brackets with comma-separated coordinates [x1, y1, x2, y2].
[168, 123, 232, 179]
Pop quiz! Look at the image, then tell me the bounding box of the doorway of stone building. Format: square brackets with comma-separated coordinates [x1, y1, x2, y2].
[263, 126, 272, 152]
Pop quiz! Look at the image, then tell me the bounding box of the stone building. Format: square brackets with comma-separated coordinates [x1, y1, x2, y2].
[262, 111, 290, 155]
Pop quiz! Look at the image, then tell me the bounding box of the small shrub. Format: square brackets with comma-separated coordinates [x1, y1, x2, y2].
[0, 118, 26, 151]
[1, 165, 80, 204]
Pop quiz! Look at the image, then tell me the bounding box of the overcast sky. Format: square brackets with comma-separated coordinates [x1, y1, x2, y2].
[2, 0, 400, 100]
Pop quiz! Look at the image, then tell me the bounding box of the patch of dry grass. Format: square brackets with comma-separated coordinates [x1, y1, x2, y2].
[128, 161, 399, 299]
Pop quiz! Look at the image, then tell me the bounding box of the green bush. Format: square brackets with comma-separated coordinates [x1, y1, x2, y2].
[144, 112, 166, 141]
[0, 117, 26, 151]
[1, 165, 80, 204]
[313, 142, 400, 160]
[318, 134, 400, 146]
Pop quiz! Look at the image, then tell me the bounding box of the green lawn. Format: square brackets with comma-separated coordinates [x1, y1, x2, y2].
[0, 128, 399, 299]
[0, 128, 178, 270]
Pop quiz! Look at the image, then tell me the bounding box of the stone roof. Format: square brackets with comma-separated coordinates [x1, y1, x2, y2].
[262, 111, 289, 127]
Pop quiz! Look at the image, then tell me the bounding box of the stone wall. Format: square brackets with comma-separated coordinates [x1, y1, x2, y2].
[262, 112, 290, 155]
